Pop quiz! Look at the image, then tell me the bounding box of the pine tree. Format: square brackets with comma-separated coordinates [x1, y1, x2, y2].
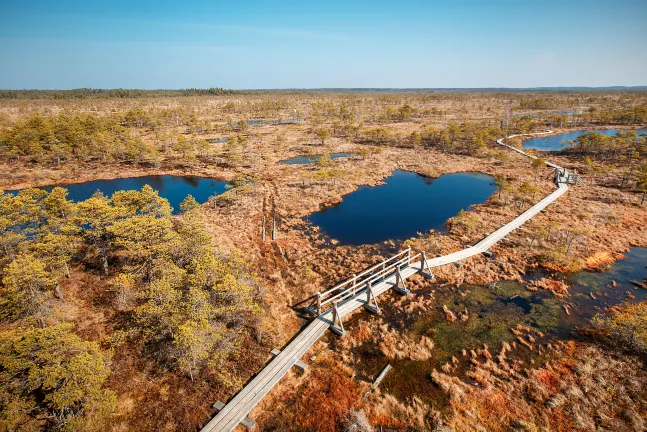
[0, 253, 54, 319]
[0, 324, 116, 431]
[179, 194, 200, 213]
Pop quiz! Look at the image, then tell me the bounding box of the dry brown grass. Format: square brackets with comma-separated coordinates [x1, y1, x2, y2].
[2, 92, 646, 431]
[260, 359, 361, 432]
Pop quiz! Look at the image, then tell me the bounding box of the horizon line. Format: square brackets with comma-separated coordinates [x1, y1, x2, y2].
[2, 86, 647, 92]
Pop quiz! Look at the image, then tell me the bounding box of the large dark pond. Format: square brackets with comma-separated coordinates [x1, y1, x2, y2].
[522, 128, 647, 151]
[280, 153, 356, 165]
[9, 175, 228, 214]
[307, 170, 496, 245]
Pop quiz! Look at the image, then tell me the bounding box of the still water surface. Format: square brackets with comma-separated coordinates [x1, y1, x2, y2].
[523, 128, 647, 151]
[307, 170, 497, 245]
[280, 153, 356, 165]
[10, 175, 228, 214]
[344, 247, 647, 407]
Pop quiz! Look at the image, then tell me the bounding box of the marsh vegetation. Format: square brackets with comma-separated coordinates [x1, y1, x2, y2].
[1, 89, 646, 431]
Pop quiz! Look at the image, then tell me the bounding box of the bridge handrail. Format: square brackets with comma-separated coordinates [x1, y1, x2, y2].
[319, 254, 409, 308]
[316, 248, 415, 313]
[318, 248, 410, 297]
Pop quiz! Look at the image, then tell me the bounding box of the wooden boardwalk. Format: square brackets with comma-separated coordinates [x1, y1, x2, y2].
[201, 131, 569, 432]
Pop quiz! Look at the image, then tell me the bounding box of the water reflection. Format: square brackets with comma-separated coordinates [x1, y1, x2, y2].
[307, 170, 496, 245]
[523, 129, 647, 151]
[279, 153, 357, 165]
[8, 175, 229, 215]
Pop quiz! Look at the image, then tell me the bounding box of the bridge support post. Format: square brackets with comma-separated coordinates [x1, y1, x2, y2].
[419, 251, 434, 280]
[330, 301, 345, 336]
[393, 266, 410, 295]
[363, 280, 380, 314]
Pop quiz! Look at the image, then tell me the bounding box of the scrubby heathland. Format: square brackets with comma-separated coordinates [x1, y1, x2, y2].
[1, 89, 646, 431]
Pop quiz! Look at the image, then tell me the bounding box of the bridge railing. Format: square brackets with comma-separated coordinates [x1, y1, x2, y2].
[310, 247, 420, 316]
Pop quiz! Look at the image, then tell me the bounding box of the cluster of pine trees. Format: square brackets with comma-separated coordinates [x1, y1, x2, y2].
[417, 122, 502, 155]
[0, 110, 217, 165]
[567, 130, 646, 159]
[567, 131, 647, 200]
[355, 121, 503, 156]
[0, 186, 262, 430]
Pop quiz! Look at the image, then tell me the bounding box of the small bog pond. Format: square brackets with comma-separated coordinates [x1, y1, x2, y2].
[280, 153, 356, 165]
[232, 118, 305, 126]
[9, 175, 228, 214]
[343, 247, 647, 408]
[523, 128, 647, 151]
[307, 170, 496, 245]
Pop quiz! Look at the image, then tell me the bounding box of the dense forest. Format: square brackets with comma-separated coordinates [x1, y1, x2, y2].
[0, 186, 263, 430]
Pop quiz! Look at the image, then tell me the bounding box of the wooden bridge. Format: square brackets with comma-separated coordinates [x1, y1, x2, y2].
[200, 131, 574, 431]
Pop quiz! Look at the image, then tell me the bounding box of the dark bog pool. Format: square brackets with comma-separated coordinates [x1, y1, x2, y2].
[522, 129, 647, 151]
[343, 247, 647, 408]
[280, 153, 356, 165]
[307, 170, 496, 245]
[9, 175, 228, 214]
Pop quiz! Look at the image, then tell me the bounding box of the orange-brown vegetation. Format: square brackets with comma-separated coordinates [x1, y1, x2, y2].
[259, 359, 361, 432]
[1, 91, 646, 431]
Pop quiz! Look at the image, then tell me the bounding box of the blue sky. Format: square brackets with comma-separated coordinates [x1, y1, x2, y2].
[2, 0, 646, 89]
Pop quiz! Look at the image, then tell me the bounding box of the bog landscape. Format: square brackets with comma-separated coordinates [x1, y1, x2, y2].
[2, 2, 647, 432]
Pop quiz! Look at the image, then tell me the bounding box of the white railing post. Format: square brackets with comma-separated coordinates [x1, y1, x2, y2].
[407, 247, 411, 264]
[330, 301, 345, 336]
[420, 251, 434, 280]
[364, 279, 380, 314]
[352, 274, 357, 296]
[393, 266, 410, 295]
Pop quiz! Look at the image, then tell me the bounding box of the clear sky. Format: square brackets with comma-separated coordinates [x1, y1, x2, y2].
[3, 0, 646, 89]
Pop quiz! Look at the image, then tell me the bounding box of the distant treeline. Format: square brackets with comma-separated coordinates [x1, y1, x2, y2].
[251, 87, 647, 94]
[0, 88, 241, 99]
[3, 87, 647, 99]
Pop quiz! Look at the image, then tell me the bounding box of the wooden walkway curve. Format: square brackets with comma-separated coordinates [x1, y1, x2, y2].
[200, 130, 569, 432]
